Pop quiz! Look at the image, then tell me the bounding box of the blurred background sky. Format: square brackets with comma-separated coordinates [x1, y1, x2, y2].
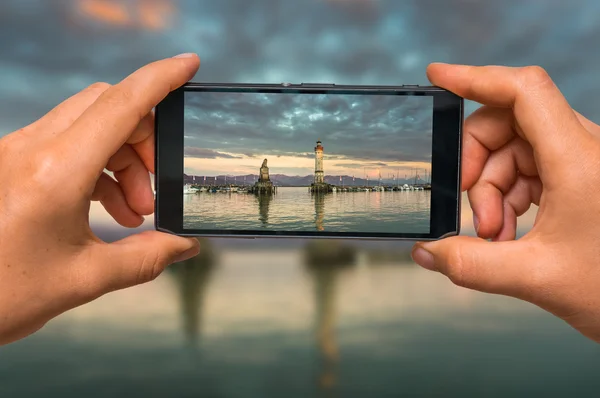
[1, 1, 599, 397]
[1, 0, 600, 136]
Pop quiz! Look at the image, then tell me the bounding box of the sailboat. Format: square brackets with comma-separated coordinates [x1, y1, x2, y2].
[374, 170, 384, 191]
[183, 184, 199, 194]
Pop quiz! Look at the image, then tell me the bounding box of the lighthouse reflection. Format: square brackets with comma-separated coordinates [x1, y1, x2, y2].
[303, 240, 357, 390]
[166, 238, 217, 347]
[313, 192, 326, 231]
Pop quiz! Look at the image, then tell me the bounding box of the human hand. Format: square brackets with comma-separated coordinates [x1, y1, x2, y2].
[0, 54, 201, 345]
[411, 63, 600, 343]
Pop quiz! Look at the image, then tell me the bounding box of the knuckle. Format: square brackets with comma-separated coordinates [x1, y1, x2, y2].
[25, 149, 76, 205]
[138, 249, 166, 284]
[29, 149, 61, 185]
[102, 84, 134, 107]
[86, 81, 111, 93]
[518, 65, 552, 88]
[445, 246, 469, 288]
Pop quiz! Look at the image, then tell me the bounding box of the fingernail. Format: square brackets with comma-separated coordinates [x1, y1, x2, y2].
[473, 213, 480, 234]
[172, 246, 200, 264]
[411, 246, 437, 271]
[173, 53, 197, 59]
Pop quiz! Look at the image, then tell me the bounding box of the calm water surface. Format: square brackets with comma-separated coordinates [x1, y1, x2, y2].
[1, 234, 599, 397]
[184, 187, 431, 233]
[1, 200, 599, 398]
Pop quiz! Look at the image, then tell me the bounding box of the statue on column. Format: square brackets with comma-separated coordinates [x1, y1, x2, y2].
[252, 158, 275, 194]
[259, 159, 270, 182]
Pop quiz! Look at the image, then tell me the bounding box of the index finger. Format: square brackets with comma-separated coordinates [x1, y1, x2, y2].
[60, 53, 199, 177]
[427, 64, 589, 183]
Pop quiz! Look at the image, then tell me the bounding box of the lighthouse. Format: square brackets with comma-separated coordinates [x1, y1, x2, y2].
[314, 140, 324, 184]
[309, 140, 333, 193]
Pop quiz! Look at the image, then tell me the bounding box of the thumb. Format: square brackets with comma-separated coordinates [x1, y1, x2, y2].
[411, 236, 537, 298]
[90, 231, 200, 294]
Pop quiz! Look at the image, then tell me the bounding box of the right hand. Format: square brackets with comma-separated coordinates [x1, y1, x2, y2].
[411, 64, 600, 343]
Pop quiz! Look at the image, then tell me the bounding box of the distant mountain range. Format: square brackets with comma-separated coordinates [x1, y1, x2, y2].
[185, 173, 428, 186]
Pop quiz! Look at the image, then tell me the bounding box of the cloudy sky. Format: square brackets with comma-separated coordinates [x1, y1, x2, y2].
[1, 1, 599, 154]
[184, 91, 432, 177]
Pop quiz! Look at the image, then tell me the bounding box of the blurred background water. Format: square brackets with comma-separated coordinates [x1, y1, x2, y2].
[1, 1, 599, 397]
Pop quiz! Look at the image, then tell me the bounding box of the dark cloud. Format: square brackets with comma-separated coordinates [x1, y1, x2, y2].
[184, 147, 242, 159]
[184, 91, 433, 163]
[1, 0, 600, 139]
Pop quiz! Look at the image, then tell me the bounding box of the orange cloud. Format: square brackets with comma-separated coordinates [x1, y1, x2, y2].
[76, 0, 174, 30]
[139, 1, 174, 30]
[78, 0, 131, 26]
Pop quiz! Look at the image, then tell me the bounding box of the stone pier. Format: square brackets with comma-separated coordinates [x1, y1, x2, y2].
[309, 182, 334, 193]
[249, 159, 276, 194]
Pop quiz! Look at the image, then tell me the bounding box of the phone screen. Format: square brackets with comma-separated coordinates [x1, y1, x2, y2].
[182, 91, 433, 234]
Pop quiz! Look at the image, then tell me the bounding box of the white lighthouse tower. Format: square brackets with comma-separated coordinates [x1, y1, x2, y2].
[314, 140, 324, 184]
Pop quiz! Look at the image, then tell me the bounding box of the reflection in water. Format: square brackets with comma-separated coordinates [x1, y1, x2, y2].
[256, 193, 274, 227]
[2, 237, 598, 397]
[304, 240, 358, 392]
[313, 193, 325, 231]
[184, 187, 430, 233]
[166, 238, 217, 347]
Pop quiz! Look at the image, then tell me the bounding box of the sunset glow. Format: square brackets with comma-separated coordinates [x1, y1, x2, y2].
[184, 153, 431, 180]
[76, 0, 174, 30]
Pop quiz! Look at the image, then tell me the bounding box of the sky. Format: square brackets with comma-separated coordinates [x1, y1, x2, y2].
[1, 0, 600, 137]
[184, 92, 432, 177]
[1, 1, 600, 174]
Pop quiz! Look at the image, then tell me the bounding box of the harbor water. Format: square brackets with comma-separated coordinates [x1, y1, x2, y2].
[183, 187, 431, 233]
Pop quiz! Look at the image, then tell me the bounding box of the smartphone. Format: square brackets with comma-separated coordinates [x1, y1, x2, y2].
[155, 83, 463, 240]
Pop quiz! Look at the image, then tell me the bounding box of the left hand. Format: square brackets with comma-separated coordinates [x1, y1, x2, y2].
[0, 54, 201, 346]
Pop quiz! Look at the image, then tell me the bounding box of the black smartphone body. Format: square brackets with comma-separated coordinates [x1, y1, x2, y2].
[155, 83, 463, 240]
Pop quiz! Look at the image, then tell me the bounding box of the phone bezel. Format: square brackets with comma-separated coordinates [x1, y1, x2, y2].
[155, 83, 463, 240]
